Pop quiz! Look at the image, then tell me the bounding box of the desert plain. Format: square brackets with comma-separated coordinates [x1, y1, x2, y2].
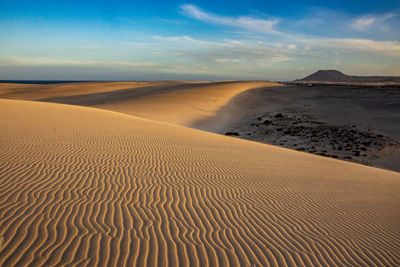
[0, 81, 400, 266]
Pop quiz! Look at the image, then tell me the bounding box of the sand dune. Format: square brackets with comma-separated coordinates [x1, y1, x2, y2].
[0, 81, 278, 127]
[0, 81, 176, 100]
[35, 81, 277, 127]
[1, 99, 399, 266]
[95, 81, 277, 126]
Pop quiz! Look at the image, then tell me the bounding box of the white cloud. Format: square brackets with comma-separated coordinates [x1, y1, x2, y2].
[350, 13, 396, 32]
[304, 45, 312, 51]
[215, 58, 241, 63]
[351, 17, 376, 31]
[270, 55, 290, 63]
[153, 35, 225, 47]
[180, 4, 281, 35]
[304, 38, 400, 57]
[287, 44, 297, 50]
[1, 57, 159, 67]
[109, 61, 158, 67]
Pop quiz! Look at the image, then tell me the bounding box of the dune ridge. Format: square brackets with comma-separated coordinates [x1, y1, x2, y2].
[94, 81, 277, 126]
[1, 99, 400, 266]
[0, 81, 279, 127]
[0, 81, 177, 100]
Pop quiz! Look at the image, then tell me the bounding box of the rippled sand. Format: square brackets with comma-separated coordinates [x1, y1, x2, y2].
[1, 99, 399, 266]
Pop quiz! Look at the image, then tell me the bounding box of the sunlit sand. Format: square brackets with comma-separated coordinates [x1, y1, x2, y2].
[1, 89, 399, 265]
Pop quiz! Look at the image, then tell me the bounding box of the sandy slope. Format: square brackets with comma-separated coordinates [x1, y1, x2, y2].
[0, 81, 278, 127]
[0, 81, 175, 100]
[94, 81, 277, 126]
[0, 99, 399, 266]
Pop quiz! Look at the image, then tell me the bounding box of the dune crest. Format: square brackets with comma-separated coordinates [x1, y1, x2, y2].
[95, 81, 277, 126]
[0, 81, 279, 127]
[0, 99, 399, 266]
[0, 81, 176, 100]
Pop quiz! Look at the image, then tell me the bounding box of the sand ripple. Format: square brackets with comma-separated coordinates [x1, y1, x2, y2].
[0, 100, 399, 266]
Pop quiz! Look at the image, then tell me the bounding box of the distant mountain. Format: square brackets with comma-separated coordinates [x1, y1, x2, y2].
[296, 70, 400, 83]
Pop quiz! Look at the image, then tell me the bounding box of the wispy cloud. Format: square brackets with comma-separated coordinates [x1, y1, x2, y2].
[0, 57, 160, 67]
[180, 4, 281, 35]
[148, 35, 294, 68]
[351, 13, 396, 32]
[153, 35, 224, 46]
[351, 17, 377, 32]
[304, 38, 400, 57]
[215, 58, 241, 63]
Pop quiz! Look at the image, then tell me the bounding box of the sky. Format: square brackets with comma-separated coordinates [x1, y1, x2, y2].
[0, 0, 399, 81]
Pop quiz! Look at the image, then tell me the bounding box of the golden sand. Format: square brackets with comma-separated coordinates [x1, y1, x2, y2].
[0, 81, 278, 127]
[0, 81, 174, 100]
[96, 81, 277, 126]
[0, 99, 399, 266]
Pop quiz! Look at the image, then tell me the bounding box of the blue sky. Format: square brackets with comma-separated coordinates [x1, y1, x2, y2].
[0, 0, 399, 80]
